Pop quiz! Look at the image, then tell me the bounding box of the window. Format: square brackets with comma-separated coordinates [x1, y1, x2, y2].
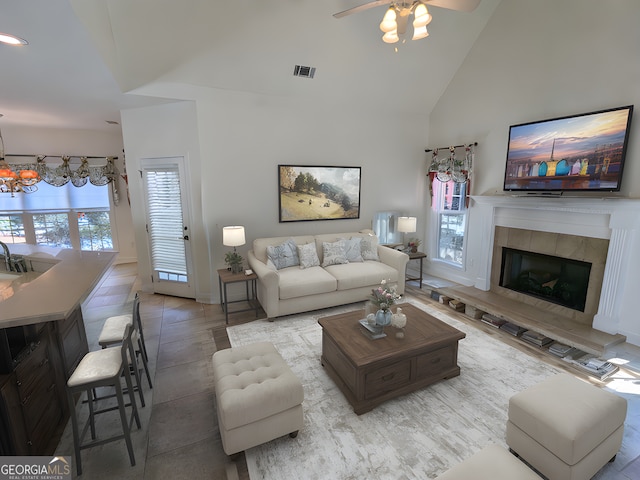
[34, 213, 72, 248]
[78, 212, 113, 250]
[432, 180, 467, 266]
[0, 215, 26, 244]
[0, 182, 113, 251]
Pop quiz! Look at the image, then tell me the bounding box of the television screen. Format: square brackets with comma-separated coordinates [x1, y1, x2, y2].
[503, 105, 633, 192]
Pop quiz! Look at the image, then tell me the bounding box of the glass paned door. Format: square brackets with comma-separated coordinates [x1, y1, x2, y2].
[141, 157, 194, 298]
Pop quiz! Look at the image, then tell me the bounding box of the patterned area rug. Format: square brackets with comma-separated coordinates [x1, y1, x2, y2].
[226, 300, 632, 479]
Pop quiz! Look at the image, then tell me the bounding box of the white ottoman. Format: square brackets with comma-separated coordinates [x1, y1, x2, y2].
[507, 372, 626, 480]
[436, 445, 540, 480]
[212, 342, 304, 455]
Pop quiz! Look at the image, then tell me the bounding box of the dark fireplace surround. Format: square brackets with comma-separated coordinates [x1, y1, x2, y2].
[491, 226, 609, 326]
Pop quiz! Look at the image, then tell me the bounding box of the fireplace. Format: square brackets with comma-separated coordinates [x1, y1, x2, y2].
[470, 195, 640, 346]
[499, 247, 592, 312]
[490, 226, 607, 326]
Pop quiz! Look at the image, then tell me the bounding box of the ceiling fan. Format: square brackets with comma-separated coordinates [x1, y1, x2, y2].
[334, 0, 481, 44]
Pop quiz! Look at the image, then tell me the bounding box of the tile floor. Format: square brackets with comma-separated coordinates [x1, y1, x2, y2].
[55, 264, 640, 479]
[54, 263, 251, 479]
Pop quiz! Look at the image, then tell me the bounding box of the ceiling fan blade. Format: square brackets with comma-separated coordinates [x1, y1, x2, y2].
[425, 0, 481, 13]
[333, 0, 392, 19]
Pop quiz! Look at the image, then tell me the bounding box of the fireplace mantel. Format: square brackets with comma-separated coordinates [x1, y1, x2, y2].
[469, 195, 640, 344]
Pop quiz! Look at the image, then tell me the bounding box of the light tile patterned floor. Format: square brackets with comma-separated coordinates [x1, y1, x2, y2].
[56, 265, 640, 479]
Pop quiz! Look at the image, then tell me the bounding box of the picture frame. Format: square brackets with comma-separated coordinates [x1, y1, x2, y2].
[278, 165, 361, 222]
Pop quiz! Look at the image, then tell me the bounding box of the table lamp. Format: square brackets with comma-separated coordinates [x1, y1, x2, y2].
[398, 216, 417, 250]
[223, 225, 245, 252]
[223, 226, 245, 273]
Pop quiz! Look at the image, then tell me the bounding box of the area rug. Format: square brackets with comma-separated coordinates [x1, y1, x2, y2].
[226, 299, 575, 479]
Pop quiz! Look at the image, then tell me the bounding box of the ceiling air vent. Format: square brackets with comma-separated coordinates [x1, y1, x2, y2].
[293, 65, 316, 79]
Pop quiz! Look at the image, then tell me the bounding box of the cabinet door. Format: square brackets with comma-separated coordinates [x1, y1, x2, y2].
[57, 305, 88, 377]
[0, 374, 30, 455]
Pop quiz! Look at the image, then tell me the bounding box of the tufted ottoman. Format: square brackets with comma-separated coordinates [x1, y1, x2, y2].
[506, 372, 626, 480]
[212, 341, 304, 456]
[436, 445, 540, 479]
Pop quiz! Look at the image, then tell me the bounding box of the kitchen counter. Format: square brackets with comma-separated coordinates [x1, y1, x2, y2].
[0, 245, 117, 455]
[0, 245, 117, 328]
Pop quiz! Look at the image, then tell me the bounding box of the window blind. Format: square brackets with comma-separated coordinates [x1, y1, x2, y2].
[143, 167, 187, 276]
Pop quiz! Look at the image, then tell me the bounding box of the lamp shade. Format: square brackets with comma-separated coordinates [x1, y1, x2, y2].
[412, 25, 429, 41]
[379, 7, 397, 33]
[397, 216, 417, 233]
[223, 226, 245, 247]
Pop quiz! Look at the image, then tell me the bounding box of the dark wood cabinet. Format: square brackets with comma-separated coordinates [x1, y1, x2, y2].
[0, 310, 87, 455]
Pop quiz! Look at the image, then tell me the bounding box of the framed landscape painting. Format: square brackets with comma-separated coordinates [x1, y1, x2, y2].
[278, 165, 361, 222]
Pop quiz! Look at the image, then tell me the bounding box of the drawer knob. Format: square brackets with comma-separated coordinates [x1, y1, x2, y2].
[382, 373, 395, 381]
[16, 380, 22, 387]
[431, 357, 441, 364]
[21, 394, 32, 407]
[39, 357, 49, 367]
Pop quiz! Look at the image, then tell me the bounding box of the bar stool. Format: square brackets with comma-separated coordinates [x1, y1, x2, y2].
[67, 324, 141, 476]
[98, 293, 153, 405]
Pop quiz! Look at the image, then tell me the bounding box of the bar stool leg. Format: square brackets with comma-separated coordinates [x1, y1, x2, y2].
[114, 380, 136, 467]
[86, 388, 96, 440]
[138, 338, 153, 389]
[123, 349, 142, 430]
[67, 390, 83, 476]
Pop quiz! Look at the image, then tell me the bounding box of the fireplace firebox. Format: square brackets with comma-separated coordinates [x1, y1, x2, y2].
[500, 248, 592, 312]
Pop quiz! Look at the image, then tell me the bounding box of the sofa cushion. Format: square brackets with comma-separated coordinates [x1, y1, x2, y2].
[360, 236, 379, 261]
[253, 235, 315, 264]
[297, 242, 320, 269]
[278, 266, 337, 299]
[341, 237, 364, 263]
[325, 260, 399, 291]
[267, 238, 300, 269]
[321, 239, 348, 267]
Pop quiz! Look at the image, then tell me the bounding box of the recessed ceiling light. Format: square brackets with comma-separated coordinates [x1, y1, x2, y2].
[0, 33, 28, 46]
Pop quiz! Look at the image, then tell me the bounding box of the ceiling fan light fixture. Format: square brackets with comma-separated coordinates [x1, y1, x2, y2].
[0, 32, 28, 46]
[382, 30, 399, 44]
[379, 7, 398, 33]
[412, 25, 429, 40]
[413, 3, 432, 28]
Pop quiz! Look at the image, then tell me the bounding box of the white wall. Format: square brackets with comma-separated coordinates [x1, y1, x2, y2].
[121, 83, 429, 303]
[120, 101, 210, 300]
[0, 125, 136, 263]
[427, 0, 640, 343]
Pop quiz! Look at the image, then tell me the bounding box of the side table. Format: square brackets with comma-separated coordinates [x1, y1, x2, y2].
[406, 251, 426, 288]
[217, 268, 259, 324]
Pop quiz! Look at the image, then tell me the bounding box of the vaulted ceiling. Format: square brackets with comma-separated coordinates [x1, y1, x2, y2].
[0, 0, 500, 132]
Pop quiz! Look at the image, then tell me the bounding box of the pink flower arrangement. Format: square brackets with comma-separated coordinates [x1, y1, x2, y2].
[369, 279, 401, 311]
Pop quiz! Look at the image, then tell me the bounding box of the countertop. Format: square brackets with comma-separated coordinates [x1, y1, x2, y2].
[0, 245, 117, 329]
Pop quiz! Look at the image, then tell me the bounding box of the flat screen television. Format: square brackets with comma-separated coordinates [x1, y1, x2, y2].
[503, 105, 633, 193]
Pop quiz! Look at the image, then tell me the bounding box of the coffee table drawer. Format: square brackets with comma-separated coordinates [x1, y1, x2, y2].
[416, 346, 455, 379]
[365, 359, 411, 399]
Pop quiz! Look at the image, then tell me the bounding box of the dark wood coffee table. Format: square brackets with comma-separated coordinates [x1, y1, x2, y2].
[318, 302, 465, 415]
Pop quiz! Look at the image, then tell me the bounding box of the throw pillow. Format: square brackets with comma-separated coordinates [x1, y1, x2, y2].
[340, 237, 363, 263]
[266, 238, 300, 269]
[360, 236, 379, 261]
[297, 242, 320, 269]
[321, 239, 348, 267]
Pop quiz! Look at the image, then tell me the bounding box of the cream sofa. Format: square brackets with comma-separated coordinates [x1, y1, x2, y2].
[247, 231, 409, 319]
